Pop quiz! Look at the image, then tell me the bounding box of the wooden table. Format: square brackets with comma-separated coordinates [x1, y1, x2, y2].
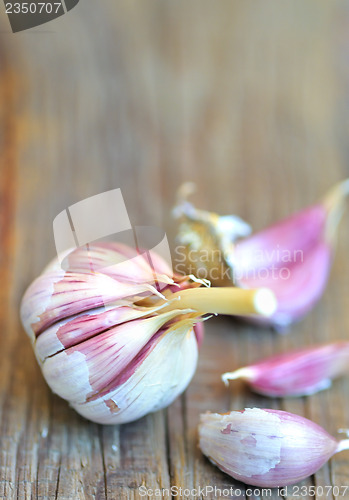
[0, 1, 349, 498]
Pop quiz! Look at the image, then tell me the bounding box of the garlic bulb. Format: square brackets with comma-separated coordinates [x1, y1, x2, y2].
[222, 341, 349, 397]
[20, 242, 276, 424]
[199, 408, 349, 487]
[174, 179, 349, 328]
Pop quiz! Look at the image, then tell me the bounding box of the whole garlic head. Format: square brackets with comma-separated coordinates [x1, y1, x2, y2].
[20, 242, 203, 424]
[21, 242, 276, 425]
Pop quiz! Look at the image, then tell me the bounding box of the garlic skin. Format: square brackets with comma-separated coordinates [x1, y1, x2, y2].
[174, 180, 349, 328]
[21, 243, 276, 425]
[199, 408, 349, 487]
[222, 341, 349, 397]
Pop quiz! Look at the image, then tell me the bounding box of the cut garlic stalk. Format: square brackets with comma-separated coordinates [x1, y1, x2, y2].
[161, 287, 276, 317]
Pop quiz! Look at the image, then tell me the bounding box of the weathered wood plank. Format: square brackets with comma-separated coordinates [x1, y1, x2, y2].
[0, 1, 349, 499]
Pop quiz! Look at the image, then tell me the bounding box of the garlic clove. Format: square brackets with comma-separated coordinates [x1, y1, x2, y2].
[45, 242, 174, 285]
[174, 180, 349, 328]
[233, 208, 331, 328]
[72, 322, 198, 424]
[233, 205, 327, 275]
[41, 308, 193, 405]
[222, 341, 349, 397]
[21, 269, 164, 338]
[199, 408, 349, 487]
[34, 301, 170, 362]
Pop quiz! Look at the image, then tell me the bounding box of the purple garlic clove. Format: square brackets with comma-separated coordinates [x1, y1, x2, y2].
[222, 341, 349, 397]
[199, 408, 349, 487]
[174, 179, 349, 328]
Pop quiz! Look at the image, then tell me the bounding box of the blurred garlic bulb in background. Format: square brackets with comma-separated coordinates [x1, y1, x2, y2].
[21, 242, 276, 424]
[199, 408, 349, 487]
[174, 179, 349, 328]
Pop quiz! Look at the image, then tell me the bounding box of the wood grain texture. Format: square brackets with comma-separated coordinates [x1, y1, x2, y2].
[0, 1, 349, 499]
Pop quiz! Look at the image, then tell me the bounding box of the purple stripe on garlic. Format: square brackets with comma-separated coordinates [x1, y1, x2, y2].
[73, 324, 199, 424]
[199, 408, 349, 487]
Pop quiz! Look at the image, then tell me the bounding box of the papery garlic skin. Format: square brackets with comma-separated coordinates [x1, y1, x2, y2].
[73, 323, 198, 424]
[174, 180, 349, 328]
[222, 341, 349, 397]
[21, 243, 276, 425]
[199, 408, 349, 487]
[21, 242, 176, 340]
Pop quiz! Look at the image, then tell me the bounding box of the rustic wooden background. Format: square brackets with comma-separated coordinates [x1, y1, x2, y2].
[1, 1, 349, 499]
